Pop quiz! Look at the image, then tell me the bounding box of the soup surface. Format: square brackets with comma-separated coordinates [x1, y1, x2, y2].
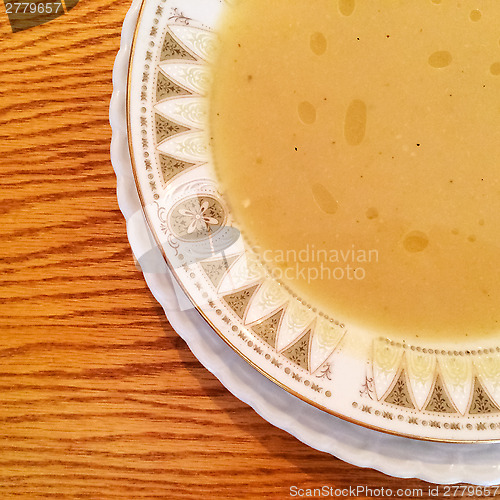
[210, 0, 500, 341]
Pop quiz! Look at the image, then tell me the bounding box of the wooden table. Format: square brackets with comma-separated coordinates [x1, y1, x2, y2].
[0, 1, 473, 498]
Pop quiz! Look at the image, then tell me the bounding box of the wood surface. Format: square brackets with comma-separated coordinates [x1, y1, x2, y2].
[0, 1, 485, 498]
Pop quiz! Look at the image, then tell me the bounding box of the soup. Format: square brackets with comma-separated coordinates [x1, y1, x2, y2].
[210, 0, 500, 341]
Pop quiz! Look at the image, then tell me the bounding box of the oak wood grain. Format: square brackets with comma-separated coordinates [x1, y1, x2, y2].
[0, 2, 479, 498]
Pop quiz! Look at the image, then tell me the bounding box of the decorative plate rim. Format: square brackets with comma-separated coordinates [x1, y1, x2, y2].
[111, 0, 500, 484]
[122, 0, 500, 444]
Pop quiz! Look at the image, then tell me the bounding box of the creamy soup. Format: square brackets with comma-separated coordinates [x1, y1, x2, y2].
[210, 0, 500, 341]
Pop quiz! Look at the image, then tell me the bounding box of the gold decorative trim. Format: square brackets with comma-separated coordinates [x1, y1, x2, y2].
[125, 0, 500, 443]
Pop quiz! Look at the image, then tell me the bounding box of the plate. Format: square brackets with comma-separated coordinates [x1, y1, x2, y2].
[111, 0, 500, 483]
[123, 0, 500, 443]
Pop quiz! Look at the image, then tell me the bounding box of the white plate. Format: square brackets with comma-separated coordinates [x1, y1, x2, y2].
[125, 0, 500, 443]
[111, 0, 500, 483]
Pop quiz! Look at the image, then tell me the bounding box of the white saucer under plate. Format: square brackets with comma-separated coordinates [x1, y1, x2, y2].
[110, 0, 500, 484]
